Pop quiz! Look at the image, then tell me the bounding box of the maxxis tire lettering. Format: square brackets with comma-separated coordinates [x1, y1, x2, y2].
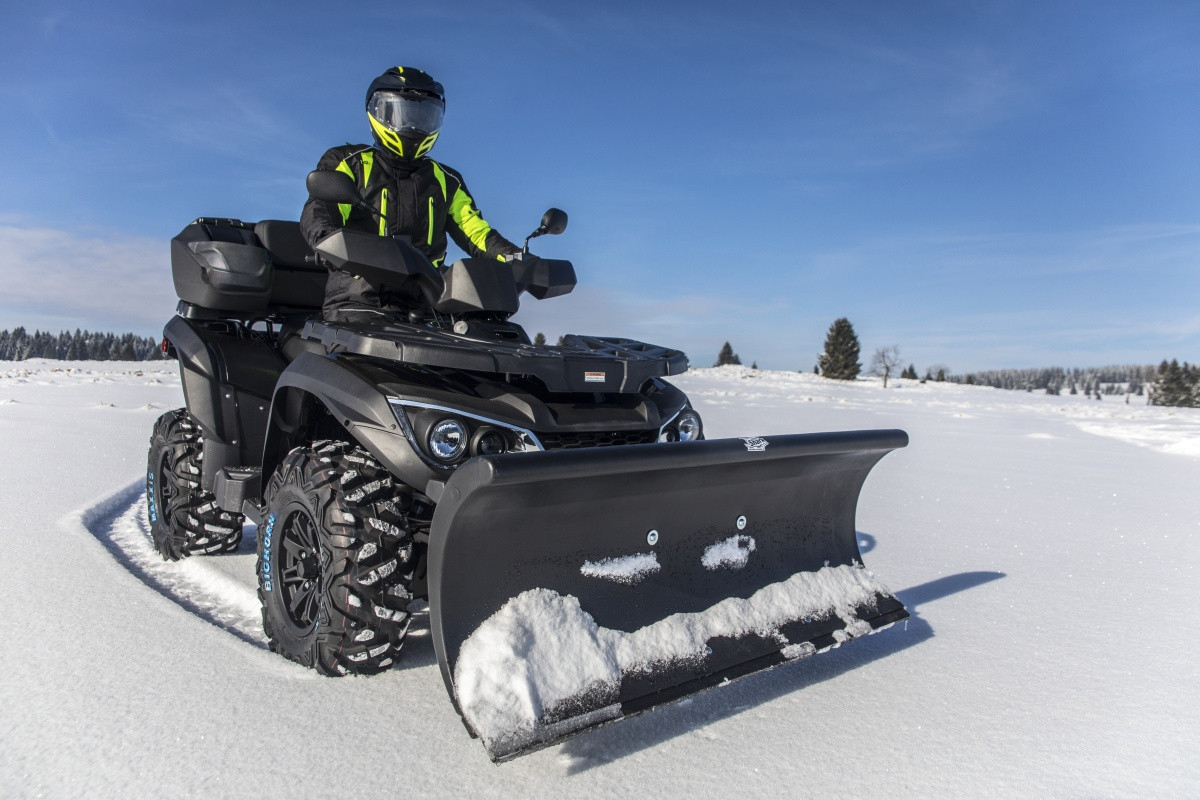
[145, 409, 244, 561]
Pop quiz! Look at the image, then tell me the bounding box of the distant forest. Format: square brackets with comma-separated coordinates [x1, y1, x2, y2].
[949, 365, 1156, 396]
[949, 362, 1200, 408]
[4, 324, 1197, 409]
[0, 327, 164, 362]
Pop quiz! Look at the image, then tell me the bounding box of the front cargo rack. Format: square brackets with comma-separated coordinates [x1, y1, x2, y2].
[303, 320, 689, 394]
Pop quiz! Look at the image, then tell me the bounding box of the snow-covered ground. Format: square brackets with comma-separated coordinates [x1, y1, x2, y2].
[1, 360, 1197, 798]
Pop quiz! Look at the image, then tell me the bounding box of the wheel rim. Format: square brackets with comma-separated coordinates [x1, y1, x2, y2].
[279, 509, 323, 630]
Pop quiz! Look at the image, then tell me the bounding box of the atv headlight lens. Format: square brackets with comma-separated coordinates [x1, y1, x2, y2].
[473, 428, 509, 456]
[677, 411, 702, 442]
[428, 418, 467, 462]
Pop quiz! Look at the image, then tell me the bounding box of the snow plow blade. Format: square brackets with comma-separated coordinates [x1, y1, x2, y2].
[428, 430, 909, 761]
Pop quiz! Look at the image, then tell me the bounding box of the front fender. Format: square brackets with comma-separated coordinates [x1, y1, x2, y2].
[263, 352, 441, 495]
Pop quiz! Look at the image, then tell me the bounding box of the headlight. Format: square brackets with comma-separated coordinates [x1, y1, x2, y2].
[660, 409, 703, 443]
[676, 411, 702, 442]
[428, 418, 467, 462]
[390, 399, 544, 469]
[473, 428, 509, 456]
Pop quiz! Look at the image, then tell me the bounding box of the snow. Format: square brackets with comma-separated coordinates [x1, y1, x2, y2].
[701, 534, 756, 570]
[580, 553, 661, 584]
[2, 360, 1199, 797]
[455, 563, 894, 757]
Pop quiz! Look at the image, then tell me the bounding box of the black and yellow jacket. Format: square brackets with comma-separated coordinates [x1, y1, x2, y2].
[300, 144, 520, 317]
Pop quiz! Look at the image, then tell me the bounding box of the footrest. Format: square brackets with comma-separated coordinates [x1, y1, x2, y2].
[214, 466, 262, 517]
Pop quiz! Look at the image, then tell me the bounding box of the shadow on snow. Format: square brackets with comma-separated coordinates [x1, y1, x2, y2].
[557, 569, 1005, 773]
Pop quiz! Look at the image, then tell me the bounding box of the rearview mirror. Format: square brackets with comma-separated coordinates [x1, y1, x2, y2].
[306, 170, 365, 207]
[539, 208, 568, 236]
[523, 207, 568, 251]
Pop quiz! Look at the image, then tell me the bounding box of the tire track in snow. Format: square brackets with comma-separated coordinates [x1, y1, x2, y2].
[69, 480, 267, 648]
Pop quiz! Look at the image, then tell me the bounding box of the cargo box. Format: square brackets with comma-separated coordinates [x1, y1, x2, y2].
[171, 219, 272, 312]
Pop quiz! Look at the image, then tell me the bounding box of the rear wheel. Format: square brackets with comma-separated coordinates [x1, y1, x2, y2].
[145, 409, 244, 561]
[258, 440, 417, 675]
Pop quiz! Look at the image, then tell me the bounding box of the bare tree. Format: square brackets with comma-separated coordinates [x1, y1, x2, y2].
[870, 346, 903, 388]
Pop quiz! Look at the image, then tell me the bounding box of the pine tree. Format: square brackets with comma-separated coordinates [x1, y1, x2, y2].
[714, 341, 741, 367]
[10, 327, 29, 360]
[1152, 359, 1200, 408]
[817, 318, 861, 380]
[533, 332, 547, 347]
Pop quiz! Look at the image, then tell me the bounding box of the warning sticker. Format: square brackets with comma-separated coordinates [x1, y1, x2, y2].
[584, 371, 607, 383]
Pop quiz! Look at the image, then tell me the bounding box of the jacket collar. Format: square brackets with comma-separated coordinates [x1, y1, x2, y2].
[373, 144, 424, 177]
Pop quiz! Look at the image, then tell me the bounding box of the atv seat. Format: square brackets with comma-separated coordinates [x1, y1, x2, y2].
[252, 220, 326, 360]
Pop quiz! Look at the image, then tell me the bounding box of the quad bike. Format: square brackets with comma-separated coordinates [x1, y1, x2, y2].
[146, 170, 909, 760]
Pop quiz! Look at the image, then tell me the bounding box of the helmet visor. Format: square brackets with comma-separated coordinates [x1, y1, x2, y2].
[368, 90, 445, 136]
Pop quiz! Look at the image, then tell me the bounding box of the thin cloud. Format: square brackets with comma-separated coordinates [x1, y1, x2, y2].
[0, 226, 174, 334]
[740, 16, 1048, 167]
[804, 223, 1200, 284]
[131, 88, 294, 155]
[39, 11, 67, 36]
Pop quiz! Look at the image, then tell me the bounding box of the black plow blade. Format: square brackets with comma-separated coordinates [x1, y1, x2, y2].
[428, 430, 909, 761]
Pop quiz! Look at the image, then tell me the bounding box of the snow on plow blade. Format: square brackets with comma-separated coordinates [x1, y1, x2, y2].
[428, 430, 909, 761]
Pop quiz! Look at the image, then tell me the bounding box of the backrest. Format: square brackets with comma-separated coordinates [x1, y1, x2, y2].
[254, 220, 326, 310]
[254, 219, 310, 268]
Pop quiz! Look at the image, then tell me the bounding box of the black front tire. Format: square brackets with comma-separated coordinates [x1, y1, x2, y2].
[258, 440, 417, 675]
[146, 409, 244, 561]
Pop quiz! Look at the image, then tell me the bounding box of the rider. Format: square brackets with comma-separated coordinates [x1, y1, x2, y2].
[300, 66, 521, 322]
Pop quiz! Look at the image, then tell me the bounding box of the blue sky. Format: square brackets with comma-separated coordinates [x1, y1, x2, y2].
[1, 0, 1197, 372]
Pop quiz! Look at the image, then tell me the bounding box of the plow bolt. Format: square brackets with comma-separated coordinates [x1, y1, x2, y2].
[736, 516, 747, 530]
[646, 530, 659, 546]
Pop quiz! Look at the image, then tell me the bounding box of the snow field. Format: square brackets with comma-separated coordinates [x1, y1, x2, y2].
[1, 360, 1197, 798]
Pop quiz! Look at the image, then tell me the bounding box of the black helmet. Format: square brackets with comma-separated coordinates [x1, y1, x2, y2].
[366, 66, 446, 159]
